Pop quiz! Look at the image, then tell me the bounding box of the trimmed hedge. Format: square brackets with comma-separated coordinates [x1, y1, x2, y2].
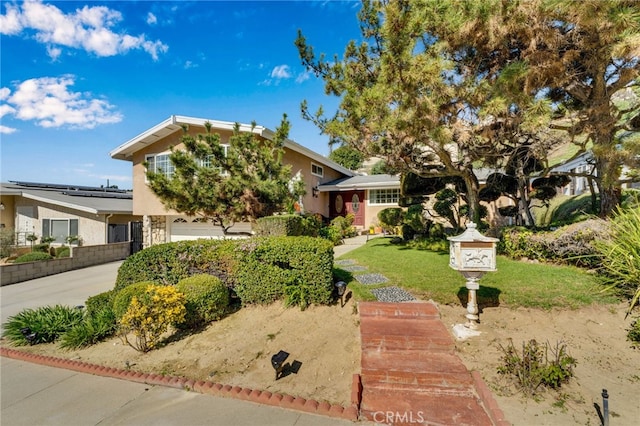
[114, 236, 334, 309]
[176, 274, 229, 327]
[114, 239, 240, 292]
[14, 252, 53, 263]
[254, 215, 304, 236]
[85, 290, 116, 319]
[234, 237, 334, 308]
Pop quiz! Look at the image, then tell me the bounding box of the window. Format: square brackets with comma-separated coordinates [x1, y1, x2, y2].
[311, 163, 324, 177]
[369, 188, 400, 205]
[42, 219, 79, 244]
[200, 145, 229, 176]
[145, 153, 174, 179]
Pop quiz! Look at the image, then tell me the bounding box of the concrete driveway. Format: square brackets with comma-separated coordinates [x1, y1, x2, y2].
[1, 261, 122, 332]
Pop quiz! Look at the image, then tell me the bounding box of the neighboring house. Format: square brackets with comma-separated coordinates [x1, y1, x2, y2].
[0, 181, 139, 246]
[551, 151, 640, 197]
[110, 116, 357, 246]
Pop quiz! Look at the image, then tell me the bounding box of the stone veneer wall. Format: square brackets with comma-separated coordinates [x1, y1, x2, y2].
[143, 215, 167, 248]
[0, 242, 130, 286]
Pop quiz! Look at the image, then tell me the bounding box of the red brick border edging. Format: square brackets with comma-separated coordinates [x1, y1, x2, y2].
[0, 347, 359, 421]
[471, 370, 511, 426]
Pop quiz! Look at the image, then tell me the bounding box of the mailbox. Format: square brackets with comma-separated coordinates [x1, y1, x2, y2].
[448, 223, 498, 272]
[448, 223, 498, 328]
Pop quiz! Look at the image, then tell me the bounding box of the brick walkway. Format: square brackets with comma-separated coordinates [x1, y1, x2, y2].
[358, 302, 497, 426]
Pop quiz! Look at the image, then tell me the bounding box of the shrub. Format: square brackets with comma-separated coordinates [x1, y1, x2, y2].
[0, 228, 15, 258]
[113, 282, 156, 320]
[299, 213, 323, 237]
[176, 274, 229, 328]
[118, 284, 186, 352]
[254, 215, 304, 236]
[594, 207, 640, 315]
[86, 290, 116, 319]
[13, 252, 53, 263]
[59, 308, 117, 350]
[319, 225, 343, 245]
[378, 208, 404, 233]
[33, 243, 51, 253]
[114, 240, 240, 292]
[234, 237, 334, 308]
[55, 246, 71, 258]
[497, 339, 577, 396]
[2, 305, 84, 345]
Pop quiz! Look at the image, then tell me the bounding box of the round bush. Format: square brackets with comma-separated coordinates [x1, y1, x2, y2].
[85, 290, 116, 319]
[14, 252, 53, 263]
[176, 274, 229, 328]
[56, 246, 71, 258]
[113, 282, 156, 320]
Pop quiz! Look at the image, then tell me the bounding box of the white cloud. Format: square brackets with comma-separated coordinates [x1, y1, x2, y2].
[270, 65, 291, 79]
[0, 0, 168, 60]
[146, 12, 157, 25]
[1, 75, 122, 129]
[295, 71, 311, 84]
[184, 60, 198, 69]
[46, 45, 62, 61]
[0, 125, 17, 134]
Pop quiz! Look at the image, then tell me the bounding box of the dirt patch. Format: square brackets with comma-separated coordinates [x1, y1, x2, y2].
[3, 299, 638, 425]
[439, 302, 640, 426]
[7, 302, 361, 406]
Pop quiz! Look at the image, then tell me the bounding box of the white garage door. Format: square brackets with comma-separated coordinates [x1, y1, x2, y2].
[169, 217, 252, 242]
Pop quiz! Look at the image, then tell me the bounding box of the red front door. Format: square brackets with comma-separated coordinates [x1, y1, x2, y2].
[330, 191, 364, 227]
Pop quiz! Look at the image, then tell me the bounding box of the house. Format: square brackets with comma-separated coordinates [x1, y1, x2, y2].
[0, 181, 139, 246]
[110, 116, 361, 246]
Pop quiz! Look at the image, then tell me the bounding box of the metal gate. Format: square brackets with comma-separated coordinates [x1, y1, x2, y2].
[130, 221, 143, 255]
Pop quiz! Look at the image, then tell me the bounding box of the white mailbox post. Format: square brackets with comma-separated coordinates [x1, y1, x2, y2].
[448, 223, 498, 328]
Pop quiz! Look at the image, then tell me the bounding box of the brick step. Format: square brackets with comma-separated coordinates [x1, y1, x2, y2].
[361, 334, 453, 352]
[362, 348, 468, 371]
[360, 388, 492, 426]
[361, 370, 473, 390]
[358, 301, 440, 320]
[360, 316, 451, 337]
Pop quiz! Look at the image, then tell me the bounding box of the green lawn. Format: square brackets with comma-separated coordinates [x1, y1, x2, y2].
[336, 237, 618, 309]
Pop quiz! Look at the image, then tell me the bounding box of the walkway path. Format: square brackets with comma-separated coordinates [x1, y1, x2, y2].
[358, 301, 500, 426]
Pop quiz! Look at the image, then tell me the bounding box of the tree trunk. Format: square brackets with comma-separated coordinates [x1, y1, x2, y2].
[461, 169, 481, 226]
[596, 156, 622, 217]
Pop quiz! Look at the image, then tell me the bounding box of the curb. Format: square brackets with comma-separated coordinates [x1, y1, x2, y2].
[471, 370, 511, 426]
[0, 347, 359, 422]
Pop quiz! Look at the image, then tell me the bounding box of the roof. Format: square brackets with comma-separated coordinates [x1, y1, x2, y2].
[319, 174, 400, 192]
[1, 181, 133, 215]
[109, 115, 355, 177]
[318, 168, 496, 192]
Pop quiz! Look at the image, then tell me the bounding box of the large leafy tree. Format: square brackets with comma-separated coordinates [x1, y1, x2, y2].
[328, 144, 365, 170]
[146, 115, 297, 235]
[523, 0, 640, 216]
[296, 0, 552, 225]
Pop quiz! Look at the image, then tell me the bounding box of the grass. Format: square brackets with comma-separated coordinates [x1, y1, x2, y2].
[534, 193, 598, 227]
[337, 237, 619, 309]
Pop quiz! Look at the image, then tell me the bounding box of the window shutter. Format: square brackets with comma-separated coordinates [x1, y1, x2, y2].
[70, 219, 79, 236]
[42, 219, 50, 237]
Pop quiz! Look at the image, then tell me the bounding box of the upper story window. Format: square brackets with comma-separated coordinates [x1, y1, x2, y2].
[145, 153, 174, 179]
[369, 188, 400, 205]
[311, 163, 324, 177]
[200, 145, 229, 176]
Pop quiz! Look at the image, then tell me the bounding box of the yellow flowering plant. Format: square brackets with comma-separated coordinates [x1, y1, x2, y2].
[118, 284, 186, 352]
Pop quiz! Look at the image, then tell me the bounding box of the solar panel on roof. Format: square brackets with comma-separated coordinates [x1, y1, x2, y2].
[62, 191, 132, 199]
[10, 181, 127, 194]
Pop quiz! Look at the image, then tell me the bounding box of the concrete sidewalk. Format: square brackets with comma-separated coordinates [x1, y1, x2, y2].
[1, 356, 353, 426]
[333, 234, 382, 258]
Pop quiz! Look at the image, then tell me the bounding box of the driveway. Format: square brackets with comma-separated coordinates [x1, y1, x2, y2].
[1, 261, 122, 331]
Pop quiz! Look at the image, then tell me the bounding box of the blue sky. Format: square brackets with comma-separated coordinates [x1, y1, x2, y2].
[1, 0, 362, 188]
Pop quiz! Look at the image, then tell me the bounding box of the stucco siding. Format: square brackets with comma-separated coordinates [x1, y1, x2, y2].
[0, 195, 15, 230]
[13, 197, 107, 246]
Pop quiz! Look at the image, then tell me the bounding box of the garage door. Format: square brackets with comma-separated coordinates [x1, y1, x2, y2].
[169, 217, 252, 242]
